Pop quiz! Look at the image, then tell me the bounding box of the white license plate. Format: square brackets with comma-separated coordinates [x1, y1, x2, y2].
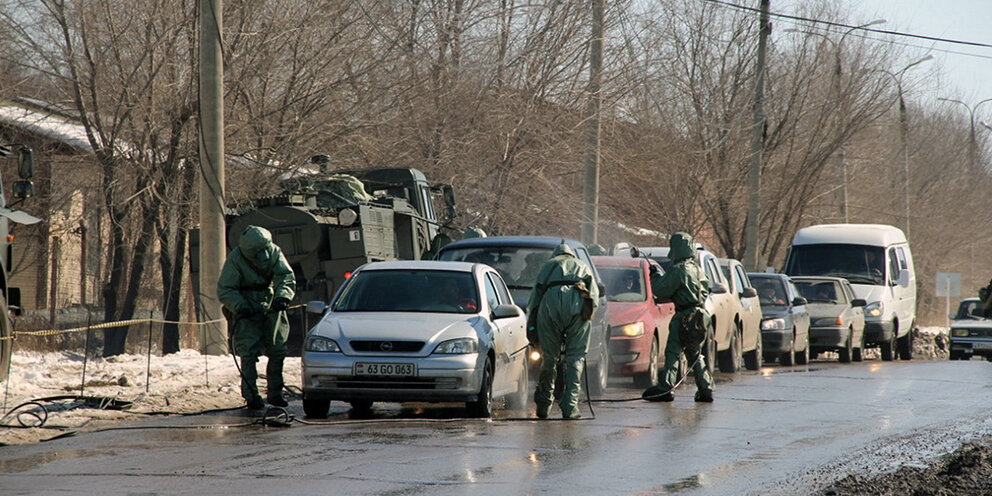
[354, 362, 416, 377]
[973, 342, 992, 350]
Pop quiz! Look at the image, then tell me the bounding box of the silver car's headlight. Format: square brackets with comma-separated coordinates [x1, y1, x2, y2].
[761, 318, 786, 330]
[433, 338, 478, 354]
[306, 335, 341, 352]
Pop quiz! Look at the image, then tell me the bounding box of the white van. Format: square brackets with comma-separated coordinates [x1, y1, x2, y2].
[783, 224, 916, 360]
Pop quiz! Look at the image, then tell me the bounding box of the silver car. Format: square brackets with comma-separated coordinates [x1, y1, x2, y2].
[301, 260, 530, 418]
[792, 276, 867, 363]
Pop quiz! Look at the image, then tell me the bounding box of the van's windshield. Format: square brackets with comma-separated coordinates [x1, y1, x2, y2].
[785, 244, 885, 286]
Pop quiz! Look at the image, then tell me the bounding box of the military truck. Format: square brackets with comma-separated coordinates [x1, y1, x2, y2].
[216, 158, 457, 354]
[0, 145, 39, 381]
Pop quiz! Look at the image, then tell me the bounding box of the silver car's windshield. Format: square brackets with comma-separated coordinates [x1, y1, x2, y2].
[333, 269, 478, 314]
[794, 280, 846, 304]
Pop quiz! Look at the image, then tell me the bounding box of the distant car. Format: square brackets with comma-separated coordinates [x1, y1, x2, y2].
[435, 236, 611, 395]
[748, 273, 811, 366]
[719, 258, 762, 370]
[639, 245, 744, 373]
[592, 255, 675, 387]
[301, 260, 530, 419]
[948, 297, 992, 361]
[791, 276, 867, 363]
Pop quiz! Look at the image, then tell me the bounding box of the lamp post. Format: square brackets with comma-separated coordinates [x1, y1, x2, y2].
[937, 97, 992, 172]
[877, 55, 933, 241]
[786, 20, 885, 223]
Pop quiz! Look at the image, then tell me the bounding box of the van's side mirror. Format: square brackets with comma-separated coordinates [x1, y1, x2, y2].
[792, 296, 807, 306]
[897, 269, 910, 288]
[710, 283, 728, 294]
[741, 287, 757, 298]
[851, 298, 867, 307]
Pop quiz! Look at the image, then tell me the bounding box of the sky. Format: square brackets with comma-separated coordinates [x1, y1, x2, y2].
[774, 0, 992, 117]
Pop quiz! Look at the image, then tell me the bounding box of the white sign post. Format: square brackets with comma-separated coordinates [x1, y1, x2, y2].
[936, 272, 962, 329]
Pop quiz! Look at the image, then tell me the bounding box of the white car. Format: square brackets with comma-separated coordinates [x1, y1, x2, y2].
[301, 260, 530, 419]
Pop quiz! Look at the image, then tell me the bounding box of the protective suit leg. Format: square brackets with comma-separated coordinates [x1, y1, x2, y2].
[559, 317, 590, 419]
[535, 321, 565, 417]
[265, 357, 287, 407]
[683, 337, 714, 398]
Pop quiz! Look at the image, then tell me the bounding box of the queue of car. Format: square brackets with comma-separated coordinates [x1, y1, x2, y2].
[298, 223, 921, 418]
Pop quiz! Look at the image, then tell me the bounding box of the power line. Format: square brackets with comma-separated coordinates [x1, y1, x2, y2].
[703, 0, 992, 50]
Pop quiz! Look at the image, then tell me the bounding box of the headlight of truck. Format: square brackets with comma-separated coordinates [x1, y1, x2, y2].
[952, 328, 970, 337]
[761, 318, 786, 330]
[306, 336, 341, 352]
[612, 321, 645, 337]
[338, 208, 358, 226]
[434, 338, 478, 354]
[864, 301, 883, 318]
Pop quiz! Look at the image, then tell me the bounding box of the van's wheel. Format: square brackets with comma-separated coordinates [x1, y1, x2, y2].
[508, 360, 529, 410]
[880, 327, 897, 361]
[467, 359, 494, 418]
[838, 329, 853, 363]
[898, 328, 914, 360]
[743, 330, 762, 371]
[717, 324, 742, 372]
[303, 397, 330, 419]
[795, 331, 810, 365]
[635, 335, 660, 388]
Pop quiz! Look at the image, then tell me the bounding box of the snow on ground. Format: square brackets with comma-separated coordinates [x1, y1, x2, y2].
[0, 349, 301, 445]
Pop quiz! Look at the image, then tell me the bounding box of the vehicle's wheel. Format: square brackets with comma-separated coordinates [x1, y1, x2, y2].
[349, 399, 373, 413]
[467, 359, 494, 418]
[744, 330, 762, 371]
[717, 324, 742, 373]
[779, 335, 795, 366]
[303, 397, 330, 419]
[880, 332, 896, 361]
[634, 335, 660, 388]
[508, 359, 529, 410]
[898, 328, 914, 360]
[838, 329, 853, 363]
[949, 350, 964, 360]
[795, 331, 810, 365]
[852, 330, 865, 362]
[587, 337, 609, 396]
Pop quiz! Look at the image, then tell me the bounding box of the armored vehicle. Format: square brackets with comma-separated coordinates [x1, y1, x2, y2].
[221, 162, 457, 354]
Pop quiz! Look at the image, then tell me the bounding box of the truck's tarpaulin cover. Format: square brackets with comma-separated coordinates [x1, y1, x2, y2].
[312, 174, 374, 209]
[0, 207, 41, 225]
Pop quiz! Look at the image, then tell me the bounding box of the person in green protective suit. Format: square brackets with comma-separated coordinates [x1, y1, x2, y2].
[644, 232, 715, 403]
[527, 242, 599, 419]
[218, 226, 297, 410]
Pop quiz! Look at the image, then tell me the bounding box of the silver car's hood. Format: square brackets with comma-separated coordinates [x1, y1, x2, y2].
[313, 312, 479, 343]
[950, 319, 992, 329]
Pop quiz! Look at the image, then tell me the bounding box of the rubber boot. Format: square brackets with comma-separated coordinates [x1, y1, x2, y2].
[266, 357, 288, 407]
[240, 355, 262, 408]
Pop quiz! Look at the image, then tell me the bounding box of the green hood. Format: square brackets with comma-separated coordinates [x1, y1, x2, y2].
[239, 226, 274, 265]
[552, 242, 576, 258]
[669, 232, 695, 262]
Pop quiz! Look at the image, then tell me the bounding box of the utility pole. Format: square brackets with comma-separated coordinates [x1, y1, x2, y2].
[743, 0, 769, 271]
[199, 0, 228, 355]
[581, 0, 603, 245]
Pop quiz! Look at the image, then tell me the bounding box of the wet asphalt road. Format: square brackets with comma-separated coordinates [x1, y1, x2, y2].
[3, 359, 992, 496]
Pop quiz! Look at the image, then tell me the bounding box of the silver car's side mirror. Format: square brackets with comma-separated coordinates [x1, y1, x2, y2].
[492, 304, 521, 320]
[306, 301, 329, 314]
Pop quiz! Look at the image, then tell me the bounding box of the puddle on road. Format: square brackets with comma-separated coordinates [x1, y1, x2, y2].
[0, 448, 108, 474]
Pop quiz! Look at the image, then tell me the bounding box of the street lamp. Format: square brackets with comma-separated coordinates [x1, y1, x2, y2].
[936, 97, 992, 172]
[877, 55, 933, 241]
[785, 19, 886, 223]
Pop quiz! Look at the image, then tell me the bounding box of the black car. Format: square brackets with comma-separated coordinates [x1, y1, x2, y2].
[437, 236, 611, 395]
[748, 273, 812, 366]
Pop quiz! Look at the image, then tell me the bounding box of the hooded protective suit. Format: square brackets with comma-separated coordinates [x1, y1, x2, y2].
[647, 232, 714, 402]
[527, 242, 599, 419]
[218, 226, 296, 407]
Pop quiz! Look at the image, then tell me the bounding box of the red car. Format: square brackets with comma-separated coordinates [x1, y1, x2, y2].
[592, 255, 675, 387]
